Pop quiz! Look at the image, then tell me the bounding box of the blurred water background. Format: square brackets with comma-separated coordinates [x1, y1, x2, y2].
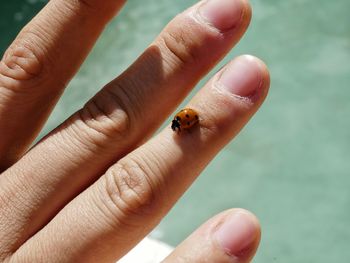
[1, 0, 350, 262]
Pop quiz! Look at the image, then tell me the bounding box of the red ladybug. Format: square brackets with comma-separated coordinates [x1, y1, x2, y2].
[171, 108, 199, 132]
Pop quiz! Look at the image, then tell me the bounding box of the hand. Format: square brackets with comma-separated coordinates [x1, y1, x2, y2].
[0, 0, 270, 262]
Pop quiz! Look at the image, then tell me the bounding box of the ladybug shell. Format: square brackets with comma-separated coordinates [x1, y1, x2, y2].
[174, 108, 199, 130]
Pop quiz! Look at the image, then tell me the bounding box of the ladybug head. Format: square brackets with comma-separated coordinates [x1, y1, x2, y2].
[171, 119, 181, 132]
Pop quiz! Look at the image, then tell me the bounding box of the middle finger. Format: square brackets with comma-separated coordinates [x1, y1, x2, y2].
[0, 0, 251, 254]
[13, 55, 270, 262]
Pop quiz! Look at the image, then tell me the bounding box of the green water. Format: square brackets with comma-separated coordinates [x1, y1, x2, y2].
[1, 0, 350, 262]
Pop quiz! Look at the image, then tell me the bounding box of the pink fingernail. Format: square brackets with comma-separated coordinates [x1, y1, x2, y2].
[214, 211, 258, 257]
[199, 0, 245, 31]
[218, 55, 263, 97]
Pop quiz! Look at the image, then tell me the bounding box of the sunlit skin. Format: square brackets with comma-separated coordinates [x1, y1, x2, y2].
[0, 0, 269, 262]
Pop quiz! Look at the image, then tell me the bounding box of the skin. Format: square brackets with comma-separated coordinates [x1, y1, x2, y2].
[0, 0, 270, 262]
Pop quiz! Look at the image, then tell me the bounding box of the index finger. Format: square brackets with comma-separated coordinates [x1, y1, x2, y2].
[13, 55, 270, 262]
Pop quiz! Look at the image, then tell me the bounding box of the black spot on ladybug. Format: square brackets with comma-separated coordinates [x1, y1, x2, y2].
[195, 115, 199, 120]
[186, 114, 190, 118]
[187, 122, 190, 125]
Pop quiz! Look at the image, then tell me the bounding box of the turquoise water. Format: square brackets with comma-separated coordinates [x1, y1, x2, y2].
[1, 0, 350, 262]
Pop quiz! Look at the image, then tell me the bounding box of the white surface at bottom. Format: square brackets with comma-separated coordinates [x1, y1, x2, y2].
[118, 237, 174, 263]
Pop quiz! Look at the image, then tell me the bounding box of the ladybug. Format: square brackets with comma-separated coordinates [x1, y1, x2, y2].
[171, 108, 199, 132]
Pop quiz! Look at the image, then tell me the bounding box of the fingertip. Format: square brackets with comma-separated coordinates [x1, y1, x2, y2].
[243, 54, 271, 100]
[197, 0, 252, 32]
[214, 208, 261, 261]
[237, 54, 270, 89]
[163, 208, 261, 263]
[215, 55, 267, 100]
[241, 0, 253, 27]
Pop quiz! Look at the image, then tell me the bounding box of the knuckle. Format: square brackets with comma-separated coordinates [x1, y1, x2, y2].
[78, 87, 133, 139]
[104, 160, 159, 220]
[0, 41, 43, 83]
[0, 30, 57, 93]
[159, 24, 203, 67]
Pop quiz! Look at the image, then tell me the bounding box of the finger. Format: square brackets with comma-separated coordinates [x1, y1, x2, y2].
[0, 0, 126, 168]
[0, 0, 252, 253]
[164, 209, 261, 263]
[12, 55, 270, 262]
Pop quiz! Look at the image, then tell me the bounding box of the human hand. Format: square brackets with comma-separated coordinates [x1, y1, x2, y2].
[0, 0, 270, 262]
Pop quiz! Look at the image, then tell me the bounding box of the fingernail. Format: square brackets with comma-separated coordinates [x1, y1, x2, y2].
[214, 211, 258, 257]
[218, 55, 263, 97]
[198, 0, 245, 31]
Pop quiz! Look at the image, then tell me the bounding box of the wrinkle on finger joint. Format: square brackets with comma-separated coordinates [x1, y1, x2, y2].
[78, 88, 132, 140]
[158, 21, 208, 69]
[103, 160, 160, 222]
[0, 45, 43, 82]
